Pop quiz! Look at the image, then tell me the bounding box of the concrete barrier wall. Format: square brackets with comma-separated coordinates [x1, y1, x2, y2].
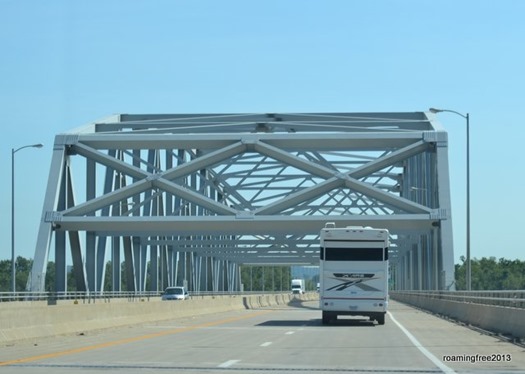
[0, 293, 319, 344]
[391, 292, 525, 340]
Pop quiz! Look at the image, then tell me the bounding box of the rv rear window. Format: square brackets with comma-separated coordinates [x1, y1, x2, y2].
[321, 247, 387, 261]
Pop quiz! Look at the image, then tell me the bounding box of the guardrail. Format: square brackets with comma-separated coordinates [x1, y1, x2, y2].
[0, 290, 303, 303]
[390, 290, 525, 341]
[391, 290, 525, 309]
[0, 291, 157, 303]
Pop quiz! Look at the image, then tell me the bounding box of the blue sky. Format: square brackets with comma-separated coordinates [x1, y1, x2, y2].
[1, 0, 524, 263]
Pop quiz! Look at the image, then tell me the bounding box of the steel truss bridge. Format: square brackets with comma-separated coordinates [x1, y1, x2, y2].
[29, 112, 455, 293]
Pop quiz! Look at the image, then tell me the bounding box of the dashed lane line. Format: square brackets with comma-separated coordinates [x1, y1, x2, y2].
[0, 310, 273, 367]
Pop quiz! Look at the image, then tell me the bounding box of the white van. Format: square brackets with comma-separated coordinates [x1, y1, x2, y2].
[161, 286, 189, 301]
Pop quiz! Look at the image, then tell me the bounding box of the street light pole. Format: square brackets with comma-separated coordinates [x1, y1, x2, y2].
[11, 143, 44, 294]
[429, 108, 471, 291]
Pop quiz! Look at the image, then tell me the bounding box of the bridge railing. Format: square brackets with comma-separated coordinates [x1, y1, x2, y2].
[391, 290, 525, 309]
[0, 291, 156, 303]
[0, 290, 301, 303]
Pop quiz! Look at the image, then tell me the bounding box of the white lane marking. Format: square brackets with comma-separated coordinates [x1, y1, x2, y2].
[285, 331, 295, 335]
[388, 312, 456, 374]
[218, 359, 240, 368]
[260, 342, 272, 347]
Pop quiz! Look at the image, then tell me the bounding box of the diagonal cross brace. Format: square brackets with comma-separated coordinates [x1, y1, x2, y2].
[255, 140, 433, 215]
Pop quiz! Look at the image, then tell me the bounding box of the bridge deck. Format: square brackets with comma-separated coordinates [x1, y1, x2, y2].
[1, 300, 523, 373]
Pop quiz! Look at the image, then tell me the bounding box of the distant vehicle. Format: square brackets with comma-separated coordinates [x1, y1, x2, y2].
[161, 286, 189, 301]
[291, 279, 305, 294]
[319, 224, 389, 325]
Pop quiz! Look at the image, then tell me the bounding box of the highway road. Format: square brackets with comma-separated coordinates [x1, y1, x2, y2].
[1, 299, 524, 373]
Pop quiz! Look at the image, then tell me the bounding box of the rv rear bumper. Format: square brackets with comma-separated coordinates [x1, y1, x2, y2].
[321, 297, 388, 313]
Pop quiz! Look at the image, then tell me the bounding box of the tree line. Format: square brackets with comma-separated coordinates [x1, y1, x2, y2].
[0, 257, 120, 292]
[0, 257, 297, 293]
[1, 256, 524, 292]
[454, 256, 525, 290]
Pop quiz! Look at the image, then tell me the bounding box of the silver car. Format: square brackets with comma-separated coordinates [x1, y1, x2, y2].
[161, 286, 189, 300]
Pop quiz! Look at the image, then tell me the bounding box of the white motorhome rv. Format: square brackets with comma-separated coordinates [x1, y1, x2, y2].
[319, 224, 389, 325]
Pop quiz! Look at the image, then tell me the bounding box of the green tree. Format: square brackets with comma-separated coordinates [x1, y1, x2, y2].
[102, 260, 132, 291]
[241, 265, 291, 291]
[455, 256, 525, 290]
[0, 259, 11, 292]
[44, 261, 55, 292]
[0, 257, 34, 292]
[454, 256, 466, 290]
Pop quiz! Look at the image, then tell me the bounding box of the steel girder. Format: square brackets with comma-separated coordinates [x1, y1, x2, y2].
[29, 112, 455, 292]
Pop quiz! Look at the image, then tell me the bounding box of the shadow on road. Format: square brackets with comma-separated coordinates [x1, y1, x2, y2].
[256, 317, 376, 327]
[287, 297, 319, 310]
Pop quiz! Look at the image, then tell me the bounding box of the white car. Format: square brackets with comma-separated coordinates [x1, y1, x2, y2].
[161, 286, 189, 300]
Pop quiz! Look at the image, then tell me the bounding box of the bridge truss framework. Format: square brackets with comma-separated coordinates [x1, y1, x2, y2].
[29, 112, 456, 293]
